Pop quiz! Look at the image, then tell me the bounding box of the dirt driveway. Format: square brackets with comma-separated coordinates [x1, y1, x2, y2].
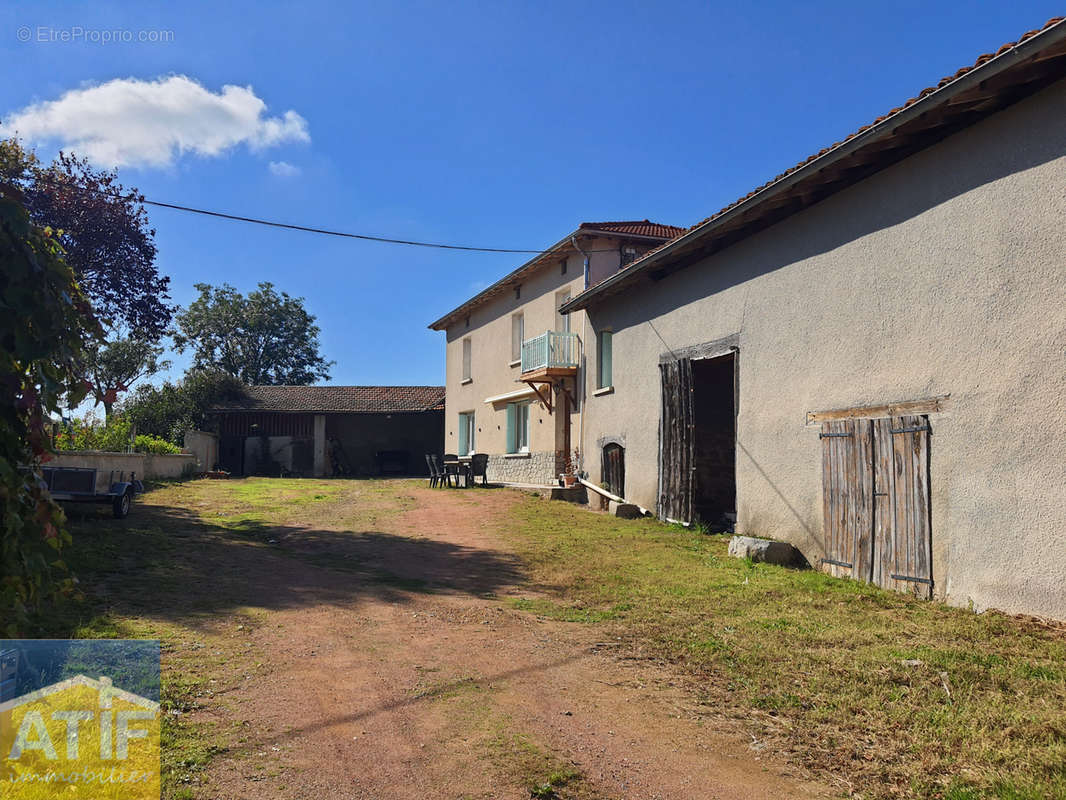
[129, 481, 829, 800]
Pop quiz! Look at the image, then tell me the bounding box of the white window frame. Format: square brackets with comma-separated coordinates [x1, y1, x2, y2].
[515, 400, 530, 453]
[597, 330, 613, 390]
[458, 411, 475, 456]
[555, 290, 572, 334]
[511, 312, 524, 365]
[461, 337, 472, 382]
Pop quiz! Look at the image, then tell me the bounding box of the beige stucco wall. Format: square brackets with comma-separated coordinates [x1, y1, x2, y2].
[183, 430, 219, 472]
[442, 238, 624, 472]
[580, 78, 1066, 620]
[49, 451, 198, 490]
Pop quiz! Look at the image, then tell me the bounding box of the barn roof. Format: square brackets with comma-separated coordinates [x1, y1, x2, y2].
[210, 385, 446, 414]
[562, 17, 1066, 313]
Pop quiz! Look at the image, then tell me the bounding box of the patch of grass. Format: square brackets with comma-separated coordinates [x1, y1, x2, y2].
[504, 496, 1066, 800]
[507, 597, 622, 623]
[487, 730, 596, 800]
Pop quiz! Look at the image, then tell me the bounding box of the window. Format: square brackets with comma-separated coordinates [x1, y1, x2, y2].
[561, 259, 567, 275]
[597, 330, 613, 389]
[511, 313, 524, 364]
[621, 246, 641, 266]
[555, 291, 571, 334]
[514, 285, 521, 300]
[506, 401, 530, 453]
[458, 412, 475, 456]
[461, 337, 472, 382]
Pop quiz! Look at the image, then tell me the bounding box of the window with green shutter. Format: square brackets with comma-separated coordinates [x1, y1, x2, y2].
[597, 331, 613, 389]
[505, 401, 530, 453]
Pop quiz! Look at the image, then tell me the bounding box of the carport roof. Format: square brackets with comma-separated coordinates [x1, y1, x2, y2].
[210, 385, 446, 414]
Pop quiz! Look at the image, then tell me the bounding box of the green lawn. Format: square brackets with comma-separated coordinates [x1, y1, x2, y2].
[29, 478, 1066, 800]
[504, 498, 1066, 800]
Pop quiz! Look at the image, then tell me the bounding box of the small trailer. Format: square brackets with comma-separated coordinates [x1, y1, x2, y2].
[41, 466, 144, 519]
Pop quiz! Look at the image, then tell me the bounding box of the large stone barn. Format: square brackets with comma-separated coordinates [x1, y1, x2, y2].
[208, 386, 445, 478]
[561, 19, 1066, 619]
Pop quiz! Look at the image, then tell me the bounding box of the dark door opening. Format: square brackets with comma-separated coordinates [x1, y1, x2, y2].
[691, 354, 736, 527]
[218, 436, 245, 475]
[602, 443, 625, 498]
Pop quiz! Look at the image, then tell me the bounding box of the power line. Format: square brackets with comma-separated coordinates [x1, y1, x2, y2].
[141, 198, 548, 254]
[35, 174, 635, 255]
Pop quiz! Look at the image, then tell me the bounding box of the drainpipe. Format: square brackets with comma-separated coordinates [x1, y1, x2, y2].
[570, 235, 591, 476]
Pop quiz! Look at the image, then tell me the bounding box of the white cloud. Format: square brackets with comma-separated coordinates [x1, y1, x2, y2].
[3, 75, 310, 168]
[268, 160, 300, 177]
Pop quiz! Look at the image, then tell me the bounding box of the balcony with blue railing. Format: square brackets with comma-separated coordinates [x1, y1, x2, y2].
[520, 330, 579, 378]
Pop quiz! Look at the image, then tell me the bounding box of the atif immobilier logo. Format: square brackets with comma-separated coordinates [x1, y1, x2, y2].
[0, 640, 160, 799]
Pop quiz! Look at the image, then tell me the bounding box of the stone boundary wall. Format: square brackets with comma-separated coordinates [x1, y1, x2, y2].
[48, 451, 197, 491]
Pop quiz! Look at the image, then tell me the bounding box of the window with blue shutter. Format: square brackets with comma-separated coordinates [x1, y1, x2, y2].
[505, 402, 530, 453]
[458, 412, 474, 455]
[505, 403, 516, 453]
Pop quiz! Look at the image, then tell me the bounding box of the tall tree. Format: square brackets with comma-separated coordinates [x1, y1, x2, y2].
[0, 139, 174, 339]
[173, 282, 333, 385]
[84, 334, 170, 420]
[0, 180, 101, 632]
[121, 369, 247, 445]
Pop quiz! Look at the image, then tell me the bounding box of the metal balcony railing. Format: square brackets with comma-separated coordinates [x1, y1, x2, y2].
[520, 330, 579, 374]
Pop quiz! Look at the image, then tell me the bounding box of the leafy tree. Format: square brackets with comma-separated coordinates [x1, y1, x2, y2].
[120, 369, 247, 445]
[84, 334, 169, 420]
[54, 414, 132, 452]
[0, 180, 101, 633]
[0, 138, 174, 339]
[173, 282, 332, 385]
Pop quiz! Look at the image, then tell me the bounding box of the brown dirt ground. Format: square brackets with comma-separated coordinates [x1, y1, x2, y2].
[185, 483, 833, 799]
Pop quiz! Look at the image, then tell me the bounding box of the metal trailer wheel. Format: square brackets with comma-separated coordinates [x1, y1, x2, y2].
[112, 490, 132, 519]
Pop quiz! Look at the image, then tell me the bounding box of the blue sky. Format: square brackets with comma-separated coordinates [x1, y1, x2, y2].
[2, 1, 1061, 388]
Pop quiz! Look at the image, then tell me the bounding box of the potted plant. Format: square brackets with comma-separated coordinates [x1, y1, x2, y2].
[560, 451, 580, 488]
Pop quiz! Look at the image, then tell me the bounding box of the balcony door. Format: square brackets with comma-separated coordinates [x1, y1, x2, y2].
[555, 291, 571, 334]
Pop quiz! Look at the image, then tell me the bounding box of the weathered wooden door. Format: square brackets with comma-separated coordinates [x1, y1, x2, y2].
[602, 443, 625, 498]
[820, 415, 932, 597]
[659, 358, 694, 522]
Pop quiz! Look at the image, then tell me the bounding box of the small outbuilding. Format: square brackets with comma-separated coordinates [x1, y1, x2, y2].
[207, 385, 445, 478]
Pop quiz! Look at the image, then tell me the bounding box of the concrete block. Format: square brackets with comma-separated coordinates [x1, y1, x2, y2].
[549, 486, 588, 504]
[728, 535, 801, 566]
[608, 501, 643, 519]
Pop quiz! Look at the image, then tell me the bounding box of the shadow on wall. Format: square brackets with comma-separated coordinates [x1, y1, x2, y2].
[736, 439, 819, 549]
[591, 81, 1066, 336]
[55, 499, 525, 634]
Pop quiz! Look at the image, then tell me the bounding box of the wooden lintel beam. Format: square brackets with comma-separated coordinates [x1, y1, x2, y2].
[806, 395, 951, 425]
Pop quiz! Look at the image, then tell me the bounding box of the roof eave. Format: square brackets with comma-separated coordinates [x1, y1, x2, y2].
[561, 18, 1066, 314]
[426, 227, 679, 331]
[426, 231, 578, 331]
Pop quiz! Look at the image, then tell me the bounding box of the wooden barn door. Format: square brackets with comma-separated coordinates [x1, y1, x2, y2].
[659, 358, 694, 523]
[820, 415, 931, 597]
[873, 416, 933, 598]
[819, 418, 872, 581]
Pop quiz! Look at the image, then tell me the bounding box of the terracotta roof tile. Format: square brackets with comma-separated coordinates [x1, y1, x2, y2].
[211, 386, 445, 414]
[578, 220, 688, 238]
